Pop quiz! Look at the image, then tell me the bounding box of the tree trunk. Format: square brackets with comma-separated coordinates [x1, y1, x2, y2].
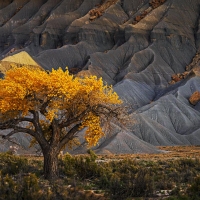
[43, 148, 59, 180]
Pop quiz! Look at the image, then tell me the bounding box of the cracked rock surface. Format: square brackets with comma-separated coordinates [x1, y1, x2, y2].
[0, 0, 200, 154]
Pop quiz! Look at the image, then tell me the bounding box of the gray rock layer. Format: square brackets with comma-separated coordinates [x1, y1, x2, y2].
[1, 0, 200, 154]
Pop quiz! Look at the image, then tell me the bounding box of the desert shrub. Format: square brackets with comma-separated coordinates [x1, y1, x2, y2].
[74, 156, 102, 179]
[177, 158, 200, 168]
[0, 172, 17, 200]
[0, 153, 28, 175]
[170, 186, 181, 196]
[132, 168, 154, 197]
[0, 172, 44, 200]
[108, 173, 123, 199]
[0, 151, 200, 199]
[61, 150, 107, 181]
[60, 153, 76, 177]
[187, 176, 200, 199]
[102, 161, 155, 199]
[167, 196, 189, 200]
[16, 174, 41, 200]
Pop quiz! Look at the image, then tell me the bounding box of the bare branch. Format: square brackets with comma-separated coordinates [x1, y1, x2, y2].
[1, 130, 19, 139]
[29, 110, 43, 133]
[91, 104, 132, 131]
[92, 104, 126, 120]
[59, 123, 81, 149]
[30, 110, 39, 122]
[59, 107, 90, 128]
[29, 110, 50, 150]
[7, 137, 21, 147]
[0, 117, 33, 130]
[40, 99, 51, 116]
[2, 126, 36, 139]
[0, 119, 17, 129]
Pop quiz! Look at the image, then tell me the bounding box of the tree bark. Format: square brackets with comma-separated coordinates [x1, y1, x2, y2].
[43, 148, 59, 180]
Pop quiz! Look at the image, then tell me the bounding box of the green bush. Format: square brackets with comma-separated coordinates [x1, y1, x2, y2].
[0, 153, 28, 175]
[187, 176, 200, 199]
[0, 152, 200, 199]
[0, 172, 43, 200]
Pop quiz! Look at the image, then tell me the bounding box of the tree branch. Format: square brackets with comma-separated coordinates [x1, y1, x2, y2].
[0, 117, 33, 130]
[59, 123, 81, 150]
[2, 126, 36, 139]
[92, 104, 120, 118]
[59, 107, 90, 128]
[29, 110, 50, 150]
[1, 130, 19, 139]
[0, 114, 51, 150]
[0, 119, 18, 129]
[40, 99, 51, 116]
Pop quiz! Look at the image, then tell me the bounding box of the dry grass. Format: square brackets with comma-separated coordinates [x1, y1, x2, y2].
[96, 146, 200, 162]
[1, 146, 200, 199]
[22, 146, 200, 162]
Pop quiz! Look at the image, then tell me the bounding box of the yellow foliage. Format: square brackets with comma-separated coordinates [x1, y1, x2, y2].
[80, 112, 105, 146]
[0, 66, 122, 147]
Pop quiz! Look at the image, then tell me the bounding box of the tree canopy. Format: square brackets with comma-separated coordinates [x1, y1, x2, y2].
[0, 66, 125, 179]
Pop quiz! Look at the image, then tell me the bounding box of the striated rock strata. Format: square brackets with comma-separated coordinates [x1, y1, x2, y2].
[0, 0, 200, 154]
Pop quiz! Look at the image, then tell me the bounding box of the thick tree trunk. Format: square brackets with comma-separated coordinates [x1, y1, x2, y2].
[43, 148, 59, 180]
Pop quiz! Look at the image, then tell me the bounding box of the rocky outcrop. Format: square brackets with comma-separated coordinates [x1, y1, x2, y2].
[189, 91, 200, 105]
[89, 0, 117, 21]
[1, 0, 200, 154]
[149, 0, 166, 9]
[169, 71, 189, 84]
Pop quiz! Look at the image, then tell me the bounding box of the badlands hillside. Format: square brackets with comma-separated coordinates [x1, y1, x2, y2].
[0, 0, 200, 154]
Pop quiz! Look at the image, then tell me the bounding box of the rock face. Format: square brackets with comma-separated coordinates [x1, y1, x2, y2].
[1, 0, 200, 154]
[189, 91, 200, 105]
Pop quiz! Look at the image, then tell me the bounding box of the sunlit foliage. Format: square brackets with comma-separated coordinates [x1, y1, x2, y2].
[0, 66, 122, 147]
[0, 66, 126, 179]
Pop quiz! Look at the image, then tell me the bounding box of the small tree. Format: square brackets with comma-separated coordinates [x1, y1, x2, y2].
[0, 66, 126, 179]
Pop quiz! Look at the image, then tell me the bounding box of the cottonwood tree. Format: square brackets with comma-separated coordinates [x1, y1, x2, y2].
[0, 66, 127, 179]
